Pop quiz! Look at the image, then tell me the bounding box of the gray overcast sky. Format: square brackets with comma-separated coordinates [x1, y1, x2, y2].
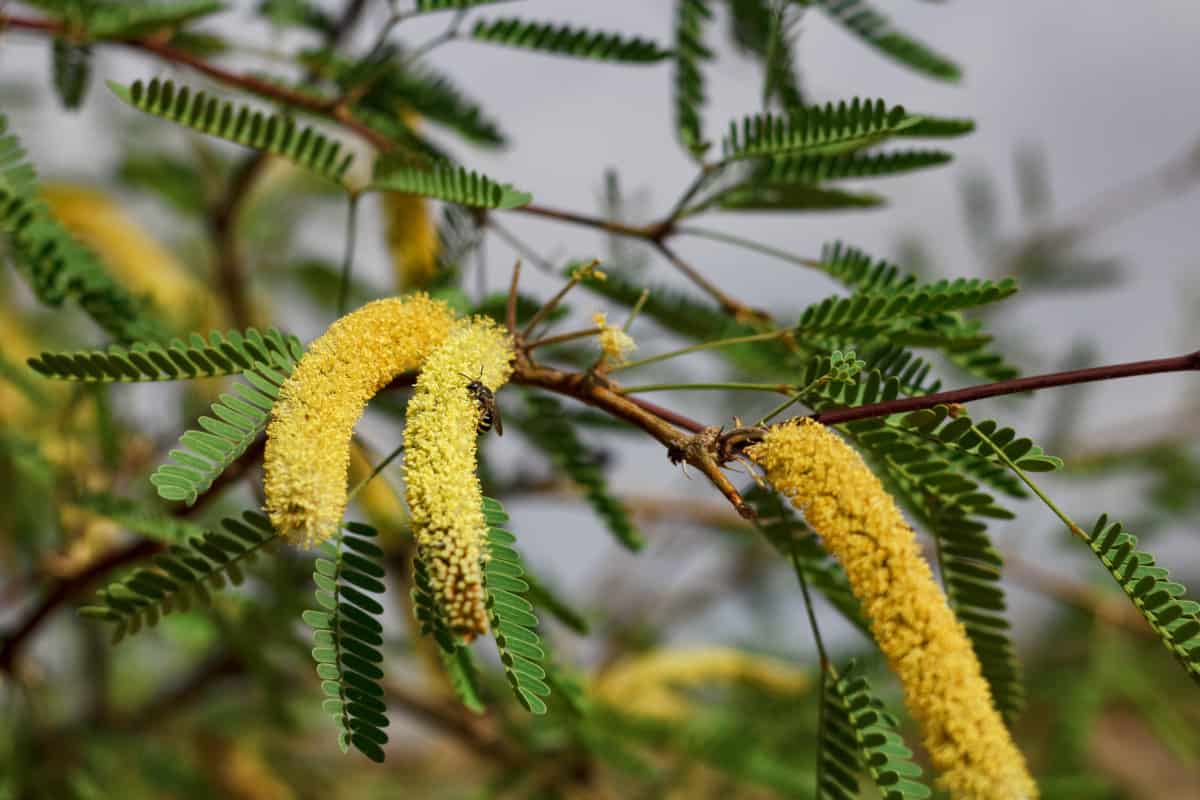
[3, 2, 1199, 649]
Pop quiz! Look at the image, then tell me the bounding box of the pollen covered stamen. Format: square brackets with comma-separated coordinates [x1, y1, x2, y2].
[747, 419, 1036, 800]
[403, 317, 514, 638]
[264, 294, 455, 548]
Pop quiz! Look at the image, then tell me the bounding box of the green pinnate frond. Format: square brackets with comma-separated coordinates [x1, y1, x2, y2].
[895, 115, 975, 138]
[78, 511, 278, 643]
[415, 0, 517, 13]
[759, 149, 954, 183]
[514, 394, 643, 551]
[470, 18, 671, 63]
[744, 485, 868, 635]
[109, 78, 355, 185]
[720, 100, 924, 162]
[0, 115, 38, 196]
[1083, 515, 1200, 685]
[367, 158, 531, 209]
[818, 661, 931, 799]
[381, 65, 506, 148]
[52, 40, 92, 110]
[411, 550, 489, 713]
[816, 241, 916, 293]
[810, 0, 961, 82]
[482, 497, 552, 714]
[900, 405, 1063, 473]
[711, 182, 884, 212]
[795, 277, 1018, 337]
[150, 343, 303, 505]
[304, 522, 391, 761]
[28, 327, 303, 382]
[0, 181, 166, 342]
[84, 1, 226, 38]
[674, 0, 714, 159]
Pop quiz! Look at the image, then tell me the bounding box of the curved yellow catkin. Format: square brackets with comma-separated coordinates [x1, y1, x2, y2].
[383, 191, 441, 291]
[41, 184, 223, 330]
[264, 294, 455, 548]
[747, 419, 1037, 800]
[403, 317, 514, 639]
[595, 646, 809, 720]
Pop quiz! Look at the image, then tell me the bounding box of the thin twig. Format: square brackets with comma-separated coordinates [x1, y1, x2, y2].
[655, 240, 768, 322]
[505, 260, 521, 335]
[525, 326, 602, 351]
[520, 260, 598, 338]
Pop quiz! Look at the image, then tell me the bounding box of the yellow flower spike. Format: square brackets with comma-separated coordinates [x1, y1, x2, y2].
[41, 184, 223, 330]
[264, 294, 455, 548]
[383, 191, 440, 291]
[747, 419, 1037, 800]
[403, 317, 514, 639]
[595, 647, 809, 721]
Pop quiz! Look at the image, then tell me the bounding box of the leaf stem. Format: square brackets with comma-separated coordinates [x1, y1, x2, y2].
[675, 224, 824, 270]
[607, 329, 789, 373]
[347, 441, 405, 503]
[617, 381, 789, 395]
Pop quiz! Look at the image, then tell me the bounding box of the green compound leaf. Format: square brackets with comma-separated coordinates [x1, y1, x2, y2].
[470, 18, 671, 63]
[304, 523, 391, 762]
[811, 0, 961, 82]
[85, 1, 226, 38]
[1083, 515, 1200, 686]
[0, 164, 166, 342]
[482, 496, 551, 714]
[150, 337, 304, 505]
[52, 39, 92, 110]
[367, 159, 531, 209]
[673, 0, 714, 159]
[109, 78, 355, 185]
[79, 511, 278, 643]
[720, 99, 923, 162]
[818, 661, 931, 799]
[414, 0, 517, 13]
[28, 327, 302, 382]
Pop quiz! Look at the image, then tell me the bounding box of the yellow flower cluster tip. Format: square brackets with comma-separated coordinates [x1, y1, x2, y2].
[383, 191, 440, 291]
[404, 317, 514, 639]
[595, 646, 809, 721]
[747, 419, 1037, 800]
[41, 184, 223, 330]
[264, 294, 454, 548]
[592, 312, 637, 363]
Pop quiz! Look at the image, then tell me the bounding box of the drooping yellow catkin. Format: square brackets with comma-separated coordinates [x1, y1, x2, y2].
[383, 191, 440, 291]
[747, 419, 1037, 800]
[595, 647, 809, 720]
[264, 294, 455, 548]
[41, 184, 223, 330]
[403, 317, 514, 639]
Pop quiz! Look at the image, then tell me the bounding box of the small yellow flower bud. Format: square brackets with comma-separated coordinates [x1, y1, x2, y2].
[264, 294, 455, 548]
[404, 317, 514, 639]
[747, 419, 1036, 800]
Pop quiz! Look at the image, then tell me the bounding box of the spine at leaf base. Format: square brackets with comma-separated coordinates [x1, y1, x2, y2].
[747, 419, 1037, 800]
[404, 317, 514, 640]
[264, 294, 455, 548]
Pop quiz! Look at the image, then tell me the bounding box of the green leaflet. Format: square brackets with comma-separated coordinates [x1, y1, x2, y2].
[52, 39, 92, 110]
[1083, 516, 1200, 686]
[720, 99, 922, 162]
[29, 327, 302, 383]
[109, 78, 355, 186]
[367, 158, 531, 209]
[150, 335, 305, 505]
[78, 511, 278, 643]
[304, 523, 391, 762]
[482, 497, 552, 714]
[0, 157, 166, 342]
[414, 0, 517, 13]
[810, 0, 961, 82]
[674, 0, 714, 159]
[818, 661, 931, 799]
[470, 18, 671, 63]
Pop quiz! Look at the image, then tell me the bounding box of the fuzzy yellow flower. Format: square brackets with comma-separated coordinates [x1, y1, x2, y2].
[747, 419, 1036, 800]
[404, 317, 514, 639]
[595, 647, 809, 720]
[383, 191, 440, 291]
[41, 184, 223, 330]
[264, 294, 455, 548]
[592, 311, 637, 363]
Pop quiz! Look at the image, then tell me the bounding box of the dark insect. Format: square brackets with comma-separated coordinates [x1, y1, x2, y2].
[461, 368, 502, 436]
